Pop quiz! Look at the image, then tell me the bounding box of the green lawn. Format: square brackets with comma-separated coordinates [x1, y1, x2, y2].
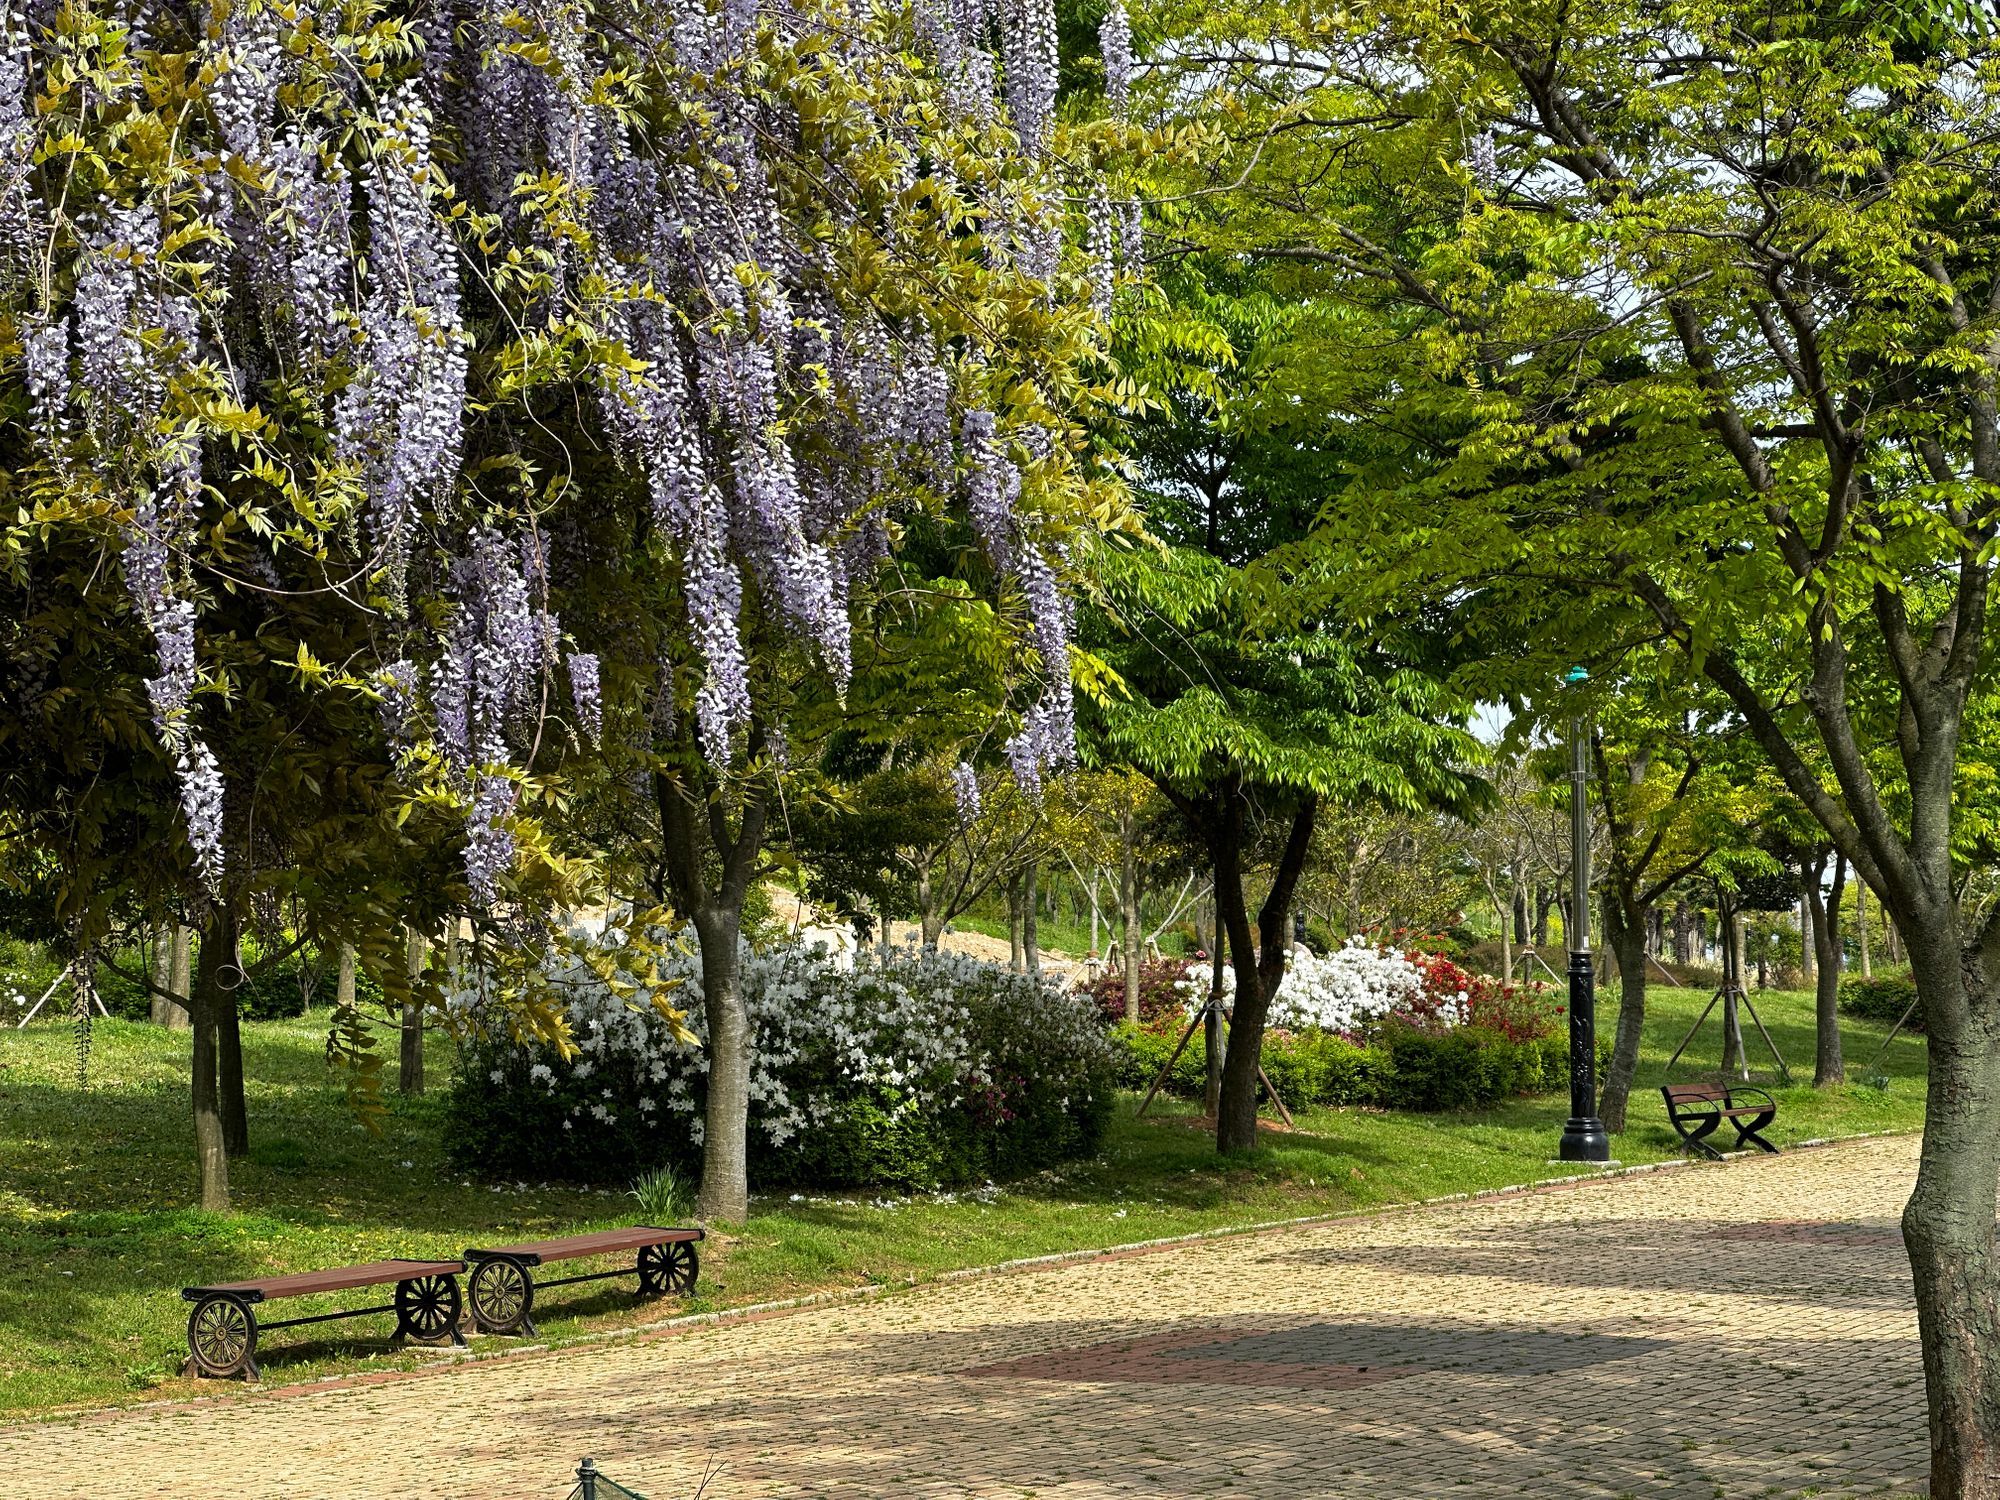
[0, 981, 1928, 1416]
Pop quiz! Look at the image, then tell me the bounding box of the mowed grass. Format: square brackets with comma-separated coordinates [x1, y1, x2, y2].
[0, 980, 1929, 1416]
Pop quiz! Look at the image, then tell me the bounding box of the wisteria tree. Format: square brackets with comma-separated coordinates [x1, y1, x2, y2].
[0, 0, 1134, 1217]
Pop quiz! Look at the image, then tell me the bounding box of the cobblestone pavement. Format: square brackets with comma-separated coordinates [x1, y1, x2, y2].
[0, 1135, 1929, 1499]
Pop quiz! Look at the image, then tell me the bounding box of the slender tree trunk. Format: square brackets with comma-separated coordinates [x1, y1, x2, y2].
[1486, 872, 1513, 982]
[1006, 874, 1025, 971]
[1859, 882, 1873, 978]
[1720, 910, 1747, 1079]
[336, 943, 356, 1009]
[1121, 811, 1141, 1023]
[400, 929, 428, 1096]
[208, 905, 248, 1158]
[150, 925, 186, 1027]
[150, 924, 168, 1024]
[1022, 862, 1040, 980]
[190, 916, 230, 1211]
[1599, 893, 1649, 1133]
[1801, 897, 1816, 987]
[913, 860, 940, 950]
[1203, 942, 1223, 1118]
[1806, 852, 1848, 1086]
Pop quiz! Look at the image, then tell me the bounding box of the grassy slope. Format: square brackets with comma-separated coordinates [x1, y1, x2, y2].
[0, 981, 1927, 1416]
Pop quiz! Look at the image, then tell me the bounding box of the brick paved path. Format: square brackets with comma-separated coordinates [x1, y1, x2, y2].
[0, 1135, 1929, 1499]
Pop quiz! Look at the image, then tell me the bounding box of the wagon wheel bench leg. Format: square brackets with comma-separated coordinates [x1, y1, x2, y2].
[391, 1273, 467, 1350]
[184, 1294, 261, 1381]
[637, 1240, 700, 1299]
[469, 1258, 538, 1337]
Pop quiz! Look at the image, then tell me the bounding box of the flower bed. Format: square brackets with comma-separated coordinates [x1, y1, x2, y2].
[444, 932, 1120, 1190]
[1117, 939, 1569, 1112]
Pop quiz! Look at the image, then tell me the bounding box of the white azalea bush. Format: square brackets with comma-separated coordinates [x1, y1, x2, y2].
[1176, 940, 1461, 1033]
[444, 927, 1119, 1190]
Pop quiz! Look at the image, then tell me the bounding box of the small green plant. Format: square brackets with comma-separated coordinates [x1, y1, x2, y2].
[1862, 1072, 1892, 1093]
[629, 1165, 693, 1224]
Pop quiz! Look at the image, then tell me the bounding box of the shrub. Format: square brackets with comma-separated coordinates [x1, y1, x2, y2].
[1111, 1005, 1575, 1115]
[445, 935, 1119, 1191]
[1840, 973, 1922, 1031]
[1086, 958, 1194, 1027]
[1374, 1024, 1561, 1111]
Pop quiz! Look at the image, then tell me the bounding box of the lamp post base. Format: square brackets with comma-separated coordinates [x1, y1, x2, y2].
[1558, 1117, 1611, 1162]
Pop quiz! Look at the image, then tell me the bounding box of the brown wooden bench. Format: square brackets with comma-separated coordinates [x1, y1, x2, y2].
[1662, 1082, 1779, 1160]
[181, 1258, 466, 1380]
[464, 1226, 702, 1336]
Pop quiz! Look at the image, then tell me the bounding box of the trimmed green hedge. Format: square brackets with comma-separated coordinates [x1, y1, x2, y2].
[1839, 973, 1921, 1031]
[1114, 1020, 1583, 1112]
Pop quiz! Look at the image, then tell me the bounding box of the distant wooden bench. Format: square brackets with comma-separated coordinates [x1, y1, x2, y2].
[182, 1258, 466, 1380]
[464, 1226, 703, 1336]
[1662, 1082, 1779, 1160]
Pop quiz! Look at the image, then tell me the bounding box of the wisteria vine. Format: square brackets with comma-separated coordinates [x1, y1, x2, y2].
[7, 0, 1138, 908]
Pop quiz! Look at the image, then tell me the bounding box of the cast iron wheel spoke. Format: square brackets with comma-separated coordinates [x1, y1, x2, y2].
[188, 1297, 256, 1377]
[639, 1241, 699, 1297]
[470, 1259, 531, 1332]
[395, 1274, 461, 1341]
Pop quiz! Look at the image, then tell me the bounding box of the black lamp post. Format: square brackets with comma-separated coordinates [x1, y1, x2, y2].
[1558, 677, 1611, 1163]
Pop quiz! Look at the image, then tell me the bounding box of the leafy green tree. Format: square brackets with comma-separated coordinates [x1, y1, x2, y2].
[1144, 0, 2000, 1477]
[1085, 257, 1484, 1153]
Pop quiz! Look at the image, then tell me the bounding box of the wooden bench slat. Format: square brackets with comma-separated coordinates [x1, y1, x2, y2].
[466, 1226, 702, 1266]
[183, 1258, 465, 1303]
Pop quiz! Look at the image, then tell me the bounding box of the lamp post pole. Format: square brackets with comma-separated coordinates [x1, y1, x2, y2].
[1558, 705, 1611, 1162]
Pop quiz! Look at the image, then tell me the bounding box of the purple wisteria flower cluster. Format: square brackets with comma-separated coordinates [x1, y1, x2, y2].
[7, 0, 1116, 907]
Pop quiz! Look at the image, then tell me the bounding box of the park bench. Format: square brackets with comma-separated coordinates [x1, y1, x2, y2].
[1662, 1082, 1780, 1160]
[182, 1258, 466, 1380]
[464, 1225, 703, 1336]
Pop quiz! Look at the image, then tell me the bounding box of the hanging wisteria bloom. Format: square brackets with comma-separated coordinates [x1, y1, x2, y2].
[1, 0, 1117, 925]
[568, 652, 602, 743]
[951, 762, 982, 825]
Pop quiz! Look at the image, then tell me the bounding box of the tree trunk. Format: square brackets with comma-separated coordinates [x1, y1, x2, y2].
[149, 925, 190, 1027]
[1598, 895, 1649, 1133]
[1805, 851, 1848, 1086]
[1214, 792, 1317, 1155]
[1203, 942, 1222, 1118]
[336, 943, 356, 1009]
[154, 925, 192, 1028]
[654, 765, 767, 1229]
[1858, 882, 1873, 978]
[1022, 862, 1040, 980]
[693, 902, 751, 1225]
[400, 929, 428, 1096]
[189, 917, 230, 1212]
[1901, 908, 2000, 1500]
[1800, 897, 1816, 987]
[1486, 872, 1513, 982]
[209, 905, 248, 1158]
[1121, 812, 1141, 1023]
[1720, 910, 1747, 1079]
[1006, 874, 1025, 971]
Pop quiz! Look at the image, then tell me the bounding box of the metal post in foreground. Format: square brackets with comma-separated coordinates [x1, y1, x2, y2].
[1558, 699, 1611, 1163]
[577, 1457, 599, 1500]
